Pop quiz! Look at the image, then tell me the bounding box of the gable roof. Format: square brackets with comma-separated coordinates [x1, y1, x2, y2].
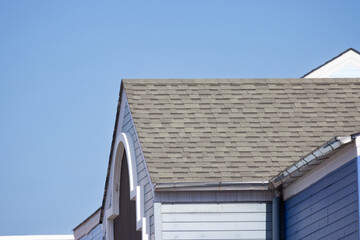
[302, 48, 360, 78]
[123, 78, 360, 184]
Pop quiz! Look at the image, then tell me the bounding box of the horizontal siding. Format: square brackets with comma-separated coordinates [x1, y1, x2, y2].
[161, 203, 272, 240]
[284, 158, 359, 240]
[122, 99, 154, 237]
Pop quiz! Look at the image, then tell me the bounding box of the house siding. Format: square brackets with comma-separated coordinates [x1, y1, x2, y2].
[154, 190, 274, 203]
[79, 225, 103, 240]
[157, 203, 272, 240]
[330, 64, 360, 78]
[284, 158, 359, 240]
[121, 96, 154, 239]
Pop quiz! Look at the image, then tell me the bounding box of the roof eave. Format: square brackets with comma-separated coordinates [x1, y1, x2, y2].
[270, 135, 355, 189]
[154, 181, 270, 191]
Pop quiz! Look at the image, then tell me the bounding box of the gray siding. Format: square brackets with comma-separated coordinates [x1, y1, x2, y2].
[122, 99, 154, 238]
[158, 203, 272, 240]
[284, 158, 359, 240]
[155, 191, 274, 203]
[79, 225, 103, 240]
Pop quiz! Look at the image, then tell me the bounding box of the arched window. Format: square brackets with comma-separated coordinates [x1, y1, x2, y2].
[113, 152, 141, 240]
[105, 132, 149, 240]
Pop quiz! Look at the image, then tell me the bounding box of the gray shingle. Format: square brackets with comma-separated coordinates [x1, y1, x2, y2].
[123, 78, 360, 183]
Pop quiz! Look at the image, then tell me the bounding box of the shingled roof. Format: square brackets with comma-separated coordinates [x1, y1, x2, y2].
[123, 78, 360, 184]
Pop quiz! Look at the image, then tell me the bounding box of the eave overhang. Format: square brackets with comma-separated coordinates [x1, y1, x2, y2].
[270, 135, 358, 189]
[154, 181, 270, 191]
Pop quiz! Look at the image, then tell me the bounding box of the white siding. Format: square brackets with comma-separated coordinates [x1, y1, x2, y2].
[121, 94, 155, 239]
[304, 49, 360, 78]
[157, 203, 272, 240]
[329, 64, 360, 78]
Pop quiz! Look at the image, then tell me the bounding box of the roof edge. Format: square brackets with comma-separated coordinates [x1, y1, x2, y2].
[154, 181, 270, 191]
[270, 135, 354, 189]
[73, 208, 101, 240]
[73, 207, 101, 231]
[302, 48, 360, 78]
[99, 81, 124, 223]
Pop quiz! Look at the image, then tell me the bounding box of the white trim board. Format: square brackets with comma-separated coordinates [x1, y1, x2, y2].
[283, 142, 356, 200]
[105, 132, 149, 240]
[0, 236, 74, 240]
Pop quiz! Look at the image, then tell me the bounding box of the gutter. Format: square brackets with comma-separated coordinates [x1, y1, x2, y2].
[154, 181, 270, 191]
[270, 136, 353, 189]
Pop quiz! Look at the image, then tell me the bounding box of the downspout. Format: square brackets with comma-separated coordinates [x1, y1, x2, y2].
[272, 191, 281, 240]
[355, 136, 360, 240]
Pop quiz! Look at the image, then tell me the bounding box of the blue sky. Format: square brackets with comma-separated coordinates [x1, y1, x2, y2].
[0, 0, 359, 235]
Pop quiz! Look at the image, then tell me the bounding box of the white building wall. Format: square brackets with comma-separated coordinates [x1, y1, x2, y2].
[329, 64, 360, 78]
[154, 203, 272, 240]
[304, 49, 360, 78]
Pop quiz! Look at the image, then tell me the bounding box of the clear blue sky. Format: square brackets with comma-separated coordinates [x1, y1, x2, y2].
[0, 0, 359, 235]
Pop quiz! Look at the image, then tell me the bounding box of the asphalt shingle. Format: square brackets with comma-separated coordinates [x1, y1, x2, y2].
[123, 78, 360, 183]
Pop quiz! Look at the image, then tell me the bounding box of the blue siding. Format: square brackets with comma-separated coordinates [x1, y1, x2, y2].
[284, 158, 359, 240]
[79, 224, 103, 240]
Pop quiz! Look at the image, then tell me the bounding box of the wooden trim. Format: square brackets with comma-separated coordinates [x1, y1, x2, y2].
[73, 208, 101, 240]
[105, 132, 150, 240]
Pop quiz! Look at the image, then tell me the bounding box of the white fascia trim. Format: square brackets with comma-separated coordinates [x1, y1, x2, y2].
[154, 203, 162, 240]
[136, 185, 144, 230]
[118, 132, 138, 200]
[283, 142, 356, 200]
[106, 132, 149, 240]
[0, 237, 74, 240]
[154, 181, 269, 191]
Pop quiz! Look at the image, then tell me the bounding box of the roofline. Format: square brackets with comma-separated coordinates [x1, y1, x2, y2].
[301, 48, 360, 78]
[73, 207, 101, 231]
[270, 135, 357, 189]
[154, 181, 270, 191]
[73, 208, 101, 240]
[100, 81, 124, 223]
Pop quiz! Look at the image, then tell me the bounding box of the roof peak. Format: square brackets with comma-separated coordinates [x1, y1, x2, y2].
[302, 48, 360, 78]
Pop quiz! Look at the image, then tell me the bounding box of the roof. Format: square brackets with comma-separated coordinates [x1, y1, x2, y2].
[123, 78, 360, 183]
[302, 48, 360, 78]
[270, 135, 354, 188]
[73, 207, 101, 240]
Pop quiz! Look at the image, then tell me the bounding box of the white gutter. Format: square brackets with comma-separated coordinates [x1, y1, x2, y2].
[270, 136, 353, 189]
[154, 181, 269, 191]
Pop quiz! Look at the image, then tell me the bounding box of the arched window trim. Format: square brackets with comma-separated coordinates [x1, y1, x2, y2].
[105, 132, 149, 240]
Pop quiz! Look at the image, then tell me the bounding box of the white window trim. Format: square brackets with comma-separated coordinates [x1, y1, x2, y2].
[105, 132, 149, 240]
